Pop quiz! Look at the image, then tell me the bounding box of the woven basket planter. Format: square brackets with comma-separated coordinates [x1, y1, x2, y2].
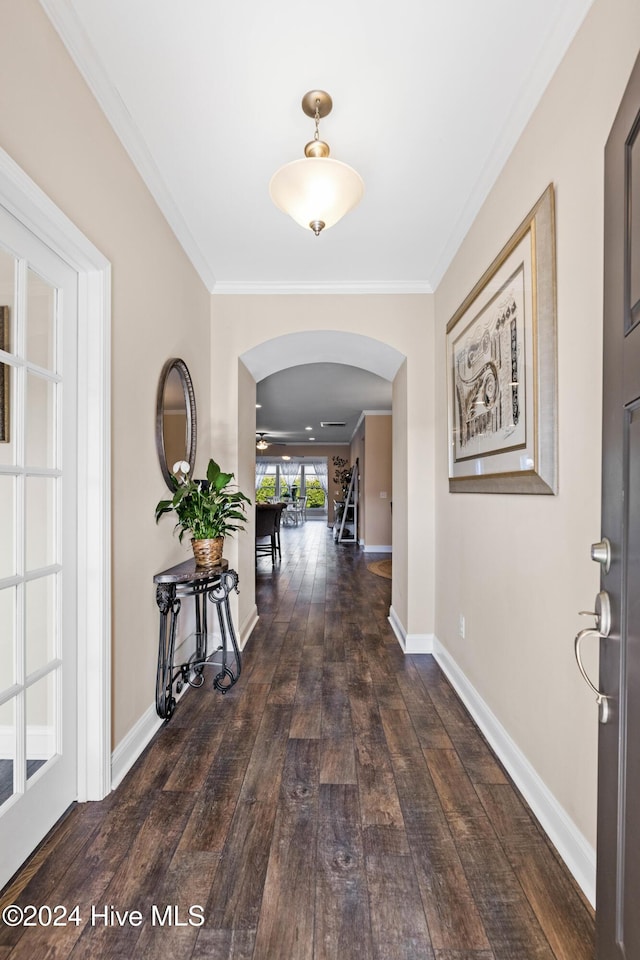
[191, 536, 224, 567]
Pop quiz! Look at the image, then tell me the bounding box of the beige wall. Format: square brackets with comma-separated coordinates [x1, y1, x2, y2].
[434, 0, 640, 849]
[0, 0, 212, 748]
[392, 361, 409, 629]
[350, 422, 365, 539]
[362, 415, 392, 549]
[235, 360, 257, 639]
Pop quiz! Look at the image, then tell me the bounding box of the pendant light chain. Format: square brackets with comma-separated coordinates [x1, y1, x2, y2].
[314, 101, 321, 141]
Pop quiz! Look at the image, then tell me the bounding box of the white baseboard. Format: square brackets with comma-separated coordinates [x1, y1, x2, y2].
[111, 701, 164, 790]
[432, 636, 596, 907]
[388, 606, 434, 654]
[363, 544, 393, 553]
[110, 627, 204, 790]
[239, 604, 259, 650]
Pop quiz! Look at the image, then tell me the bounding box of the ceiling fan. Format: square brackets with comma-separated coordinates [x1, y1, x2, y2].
[256, 433, 289, 451]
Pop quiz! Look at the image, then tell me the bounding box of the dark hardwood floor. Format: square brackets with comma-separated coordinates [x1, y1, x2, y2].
[0, 521, 595, 959]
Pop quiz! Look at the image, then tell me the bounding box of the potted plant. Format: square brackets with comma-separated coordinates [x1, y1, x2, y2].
[155, 458, 251, 566]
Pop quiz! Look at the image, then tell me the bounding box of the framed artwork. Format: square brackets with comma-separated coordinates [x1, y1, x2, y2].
[0, 306, 8, 443]
[446, 184, 557, 494]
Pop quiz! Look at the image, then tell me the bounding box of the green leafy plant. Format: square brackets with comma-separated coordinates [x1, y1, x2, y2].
[155, 459, 251, 542]
[255, 474, 276, 503]
[305, 478, 326, 508]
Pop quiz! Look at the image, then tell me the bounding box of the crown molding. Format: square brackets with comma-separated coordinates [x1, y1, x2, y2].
[352, 409, 392, 439]
[212, 280, 433, 296]
[39, 0, 217, 293]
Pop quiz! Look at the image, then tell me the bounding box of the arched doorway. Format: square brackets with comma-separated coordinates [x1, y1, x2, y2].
[236, 330, 408, 648]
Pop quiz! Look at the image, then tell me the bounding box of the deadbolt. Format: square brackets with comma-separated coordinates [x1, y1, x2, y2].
[591, 537, 611, 573]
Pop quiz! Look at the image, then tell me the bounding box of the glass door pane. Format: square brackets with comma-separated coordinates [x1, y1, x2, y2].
[26, 672, 56, 778]
[25, 372, 56, 469]
[25, 476, 57, 570]
[0, 698, 16, 807]
[25, 575, 57, 676]
[0, 586, 16, 691]
[26, 268, 56, 372]
[0, 247, 15, 465]
[0, 474, 15, 578]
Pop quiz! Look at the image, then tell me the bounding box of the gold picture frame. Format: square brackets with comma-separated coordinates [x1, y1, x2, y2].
[446, 184, 557, 494]
[0, 305, 9, 444]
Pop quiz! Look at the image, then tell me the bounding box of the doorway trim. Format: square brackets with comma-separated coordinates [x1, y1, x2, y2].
[0, 148, 111, 801]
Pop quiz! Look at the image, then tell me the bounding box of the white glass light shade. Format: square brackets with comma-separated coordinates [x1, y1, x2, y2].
[269, 157, 364, 233]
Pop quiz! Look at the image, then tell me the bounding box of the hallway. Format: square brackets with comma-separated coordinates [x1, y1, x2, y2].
[0, 523, 594, 959]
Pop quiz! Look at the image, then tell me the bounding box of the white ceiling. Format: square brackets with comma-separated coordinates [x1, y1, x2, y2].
[42, 0, 595, 294]
[41, 0, 594, 446]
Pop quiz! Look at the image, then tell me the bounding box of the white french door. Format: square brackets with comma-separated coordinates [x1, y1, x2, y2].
[0, 205, 78, 888]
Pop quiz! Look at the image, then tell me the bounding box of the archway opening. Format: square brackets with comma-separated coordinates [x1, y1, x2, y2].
[237, 331, 407, 640]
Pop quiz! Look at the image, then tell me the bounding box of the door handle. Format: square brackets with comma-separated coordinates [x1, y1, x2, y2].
[574, 590, 612, 724]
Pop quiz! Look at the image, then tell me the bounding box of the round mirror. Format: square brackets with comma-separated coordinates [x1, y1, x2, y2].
[155, 357, 197, 489]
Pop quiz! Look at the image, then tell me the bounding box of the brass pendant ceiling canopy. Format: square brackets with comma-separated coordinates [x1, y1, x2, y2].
[269, 90, 364, 236]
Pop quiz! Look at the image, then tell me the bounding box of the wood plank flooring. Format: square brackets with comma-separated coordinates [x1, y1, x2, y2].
[0, 522, 595, 959]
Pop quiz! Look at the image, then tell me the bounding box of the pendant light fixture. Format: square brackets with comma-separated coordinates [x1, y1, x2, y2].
[269, 90, 364, 236]
[256, 433, 270, 451]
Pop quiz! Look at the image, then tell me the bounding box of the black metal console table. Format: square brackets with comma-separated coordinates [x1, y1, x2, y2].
[153, 558, 241, 720]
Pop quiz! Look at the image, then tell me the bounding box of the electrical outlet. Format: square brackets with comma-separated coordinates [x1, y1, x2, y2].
[458, 614, 466, 639]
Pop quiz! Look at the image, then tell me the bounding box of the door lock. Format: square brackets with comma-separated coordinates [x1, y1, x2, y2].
[575, 590, 613, 724]
[590, 537, 611, 573]
[579, 590, 611, 637]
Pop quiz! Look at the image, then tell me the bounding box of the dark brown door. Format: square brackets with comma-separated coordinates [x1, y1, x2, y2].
[596, 50, 640, 960]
